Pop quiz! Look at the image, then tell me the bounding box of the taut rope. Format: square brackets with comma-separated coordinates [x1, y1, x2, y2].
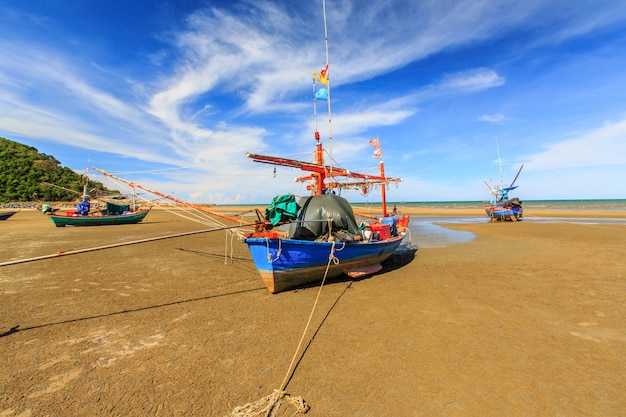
[228, 226, 341, 416]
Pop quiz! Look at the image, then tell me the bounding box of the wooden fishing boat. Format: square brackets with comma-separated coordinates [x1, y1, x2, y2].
[244, 194, 409, 293]
[484, 143, 524, 222]
[48, 205, 149, 227]
[47, 170, 149, 227]
[0, 211, 18, 221]
[242, 16, 410, 293]
[484, 192, 523, 221]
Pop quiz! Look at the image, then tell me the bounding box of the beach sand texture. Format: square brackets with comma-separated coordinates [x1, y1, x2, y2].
[1, 209, 625, 416]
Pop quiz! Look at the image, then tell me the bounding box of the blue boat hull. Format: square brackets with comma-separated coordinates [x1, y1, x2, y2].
[485, 205, 523, 221]
[244, 234, 406, 293]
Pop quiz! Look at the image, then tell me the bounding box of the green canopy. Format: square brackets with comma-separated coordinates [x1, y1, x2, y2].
[264, 194, 300, 226]
[104, 202, 129, 215]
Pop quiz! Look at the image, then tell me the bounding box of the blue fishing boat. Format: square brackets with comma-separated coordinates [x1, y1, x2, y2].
[244, 194, 409, 293]
[484, 188, 523, 221]
[484, 144, 524, 221]
[242, 19, 410, 293]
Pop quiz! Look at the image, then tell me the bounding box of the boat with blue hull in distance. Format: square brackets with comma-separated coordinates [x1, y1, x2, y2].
[484, 192, 523, 221]
[484, 144, 524, 222]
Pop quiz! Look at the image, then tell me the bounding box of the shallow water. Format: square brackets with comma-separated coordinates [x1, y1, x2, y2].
[385, 199, 626, 211]
[407, 218, 475, 247]
[223, 210, 625, 248]
[408, 215, 626, 247]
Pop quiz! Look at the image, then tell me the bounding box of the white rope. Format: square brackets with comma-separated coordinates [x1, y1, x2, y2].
[0, 224, 246, 267]
[228, 230, 237, 263]
[265, 237, 282, 263]
[228, 238, 340, 416]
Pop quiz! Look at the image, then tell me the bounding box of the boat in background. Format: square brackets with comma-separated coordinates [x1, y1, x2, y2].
[484, 187, 523, 221]
[48, 203, 149, 227]
[242, 8, 410, 293]
[47, 170, 149, 227]
[484, 143, 524, 221]
[0, 211, 18, 221]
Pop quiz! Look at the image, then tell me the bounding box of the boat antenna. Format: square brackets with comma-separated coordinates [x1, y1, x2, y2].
[496, 138, 503, 189]
[82, 152, 91, 201]
[322, 0, 334, 193]
[510, 164, 524, 188]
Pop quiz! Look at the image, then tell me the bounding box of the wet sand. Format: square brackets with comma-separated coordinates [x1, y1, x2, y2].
[1, 209, 625, 416]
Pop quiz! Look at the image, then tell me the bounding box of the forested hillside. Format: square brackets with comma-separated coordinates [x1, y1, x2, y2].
[0, 137, 117, 202]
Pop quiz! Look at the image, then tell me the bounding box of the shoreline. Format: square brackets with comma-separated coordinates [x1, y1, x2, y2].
[6, 205, 625, 219]
[207, 205, 626, 219]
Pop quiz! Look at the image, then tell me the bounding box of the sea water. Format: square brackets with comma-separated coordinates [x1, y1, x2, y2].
[226, 199, 626, 247]
[397, 199, 626, 247]
[390, 199, 626, 211]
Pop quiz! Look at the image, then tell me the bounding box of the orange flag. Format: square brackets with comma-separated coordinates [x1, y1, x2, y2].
[312, 64, 329, 86]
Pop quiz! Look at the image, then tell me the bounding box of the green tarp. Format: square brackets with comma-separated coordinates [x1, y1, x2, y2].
[104, 202, 129, 215]
[264, 194, 300, 226]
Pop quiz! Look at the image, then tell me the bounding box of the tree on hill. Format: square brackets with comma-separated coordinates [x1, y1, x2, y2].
[0, 137, 119, 203]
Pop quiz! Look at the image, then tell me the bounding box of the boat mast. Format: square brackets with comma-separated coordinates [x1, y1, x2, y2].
[496, 139, 504, 190]
[510, 164, 524, 188]
[81, 167, 89, 201]
[311, 75, 325, 195]
[379, 160, 387, 216]
[321, 0, 333, 194]
[245, 0, 403, 215]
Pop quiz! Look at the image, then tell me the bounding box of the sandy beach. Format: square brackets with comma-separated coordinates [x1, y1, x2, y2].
[210, 204, 626, 219]
[1, 208, 625, 416]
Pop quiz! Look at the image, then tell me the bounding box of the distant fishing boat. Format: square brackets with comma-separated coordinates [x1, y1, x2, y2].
[242, 3, 410, 293]
[48, 205, 149, 227]
[0, 211, 17, 221]
[47, 170, 149, 227]
[484, 142, 524, 222]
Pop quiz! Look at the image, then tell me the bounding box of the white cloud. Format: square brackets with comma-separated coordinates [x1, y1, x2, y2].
[438, 68, 505, 92]
[524, 118, 626, 170]
[2, 0, 626, 203]
[477, 113, 509, 123]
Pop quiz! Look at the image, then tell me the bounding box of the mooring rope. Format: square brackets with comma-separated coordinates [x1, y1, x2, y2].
[0, 223, 249, 268]
[228, 238, 340, 416]
[265, 237, 283, 263]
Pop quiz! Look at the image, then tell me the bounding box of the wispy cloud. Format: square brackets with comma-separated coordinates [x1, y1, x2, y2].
[477, 113, 509, 123]
[524, 117, 626, 170]
[438, 68, 506, 92]
[1, 0, 625, 202]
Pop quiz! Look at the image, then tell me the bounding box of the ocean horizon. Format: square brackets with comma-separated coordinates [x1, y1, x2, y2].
[211, 199, 626, 211]
[4, 199, 624, 212]
[381, 199, 626, 211]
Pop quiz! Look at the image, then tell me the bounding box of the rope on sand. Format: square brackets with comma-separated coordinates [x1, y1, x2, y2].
[0, 223, 249, 268]
[227, 236, 339, 416]
[229, 390, 308, 417]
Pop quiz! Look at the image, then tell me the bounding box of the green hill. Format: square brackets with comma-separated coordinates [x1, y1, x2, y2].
[0, 137, 118, 203]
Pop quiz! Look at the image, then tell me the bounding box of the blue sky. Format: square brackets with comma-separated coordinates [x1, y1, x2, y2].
[1, 0, 625, 204]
